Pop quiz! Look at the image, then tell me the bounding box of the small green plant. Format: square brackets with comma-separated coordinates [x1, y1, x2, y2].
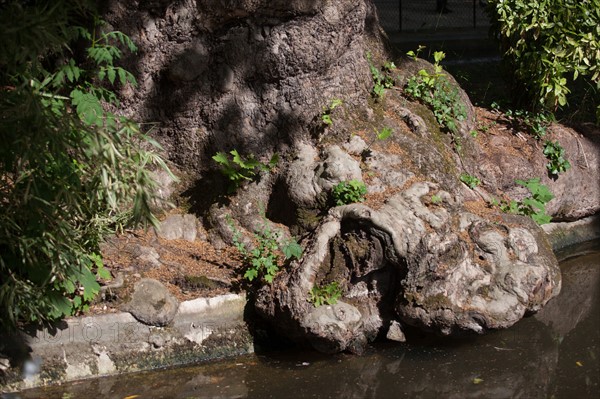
[498, 178, 554, 225]
[460, 173, 481, 189]
[309, 281, 343, 307]
[375, 126, 394, 141]
[430, 194, 442, 204]
[488, 197, 500, 208]
[321, 98, 343, 126]
[405, 51, 467, 150]
[230, 219, 302, 283]
[367, 52, 396, 99]
[363, 126, 394, 155]
[332, 180, 367, 206]
[213, 150, 278, 193]
[471, 121, 496, 137]
[543, 140, 571, 177]
[406, 45, 426, 61]
[479, 124, 489, 133]
[504, 108, 553, 140]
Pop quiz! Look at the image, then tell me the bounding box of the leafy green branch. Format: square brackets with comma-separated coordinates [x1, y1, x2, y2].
[488, 0, 600, 115]
[213, 150, 278, 193]
[497, 178, 554, 225]
[0, 3, 172, 330]
[405, 51, 467, 151]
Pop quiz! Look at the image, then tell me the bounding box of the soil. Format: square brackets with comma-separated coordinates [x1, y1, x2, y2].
[92, 225, 244, 315]
[91, 105, 520, 316]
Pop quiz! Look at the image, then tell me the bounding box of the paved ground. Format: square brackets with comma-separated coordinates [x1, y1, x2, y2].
[375, 0, 491, 33]
[374, 0, 498, 60]
[389, 28, 499, 61]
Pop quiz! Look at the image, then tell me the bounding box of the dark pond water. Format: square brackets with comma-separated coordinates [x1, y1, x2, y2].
[9, 240, 600, 399]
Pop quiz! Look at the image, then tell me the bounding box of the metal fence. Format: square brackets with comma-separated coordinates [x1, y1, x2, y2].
[374, 0, 491, 33]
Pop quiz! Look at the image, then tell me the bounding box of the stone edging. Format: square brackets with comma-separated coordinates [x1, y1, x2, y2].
[543, 215, 600, 253]
[1, 294, 251, 393]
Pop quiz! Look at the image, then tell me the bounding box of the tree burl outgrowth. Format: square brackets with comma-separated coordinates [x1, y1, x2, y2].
[255, 183, 560, 353]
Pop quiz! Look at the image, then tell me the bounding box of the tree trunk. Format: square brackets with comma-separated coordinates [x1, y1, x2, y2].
[105, 0, 600, 353]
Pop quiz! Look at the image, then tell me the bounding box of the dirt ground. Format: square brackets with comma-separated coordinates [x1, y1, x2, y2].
[92, 226, 243, 314]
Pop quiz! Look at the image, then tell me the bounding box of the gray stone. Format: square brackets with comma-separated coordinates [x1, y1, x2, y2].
[343, 135, 368, 155]
[386, 320, 406, 342]
[256, 182, 561, 353]
[365, 151, 414, 189]
[150, 168, 179, 211]
[285, 142, 321, 208]
[123, 278, 179, 326]
[156, 214, 198, 242]
[303, 301, 363, 353]
[134, 245, 161, 267]
[181, 214, 199, 242]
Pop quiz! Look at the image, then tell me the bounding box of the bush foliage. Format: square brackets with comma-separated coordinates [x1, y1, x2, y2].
[488, 0, 599, 119]
[0, 0, 170, 330]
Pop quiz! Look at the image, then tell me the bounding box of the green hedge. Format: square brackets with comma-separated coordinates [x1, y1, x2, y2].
[488, 0, 599, 120]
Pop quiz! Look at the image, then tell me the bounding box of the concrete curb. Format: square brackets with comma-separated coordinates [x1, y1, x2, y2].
[1, 294, 252, 393]
[543, 215, 600, 253]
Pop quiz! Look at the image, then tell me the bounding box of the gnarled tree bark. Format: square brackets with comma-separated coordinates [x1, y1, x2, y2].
[105, 0, 600, 353]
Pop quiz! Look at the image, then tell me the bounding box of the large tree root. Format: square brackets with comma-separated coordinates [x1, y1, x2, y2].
[255, 182, 561, 353]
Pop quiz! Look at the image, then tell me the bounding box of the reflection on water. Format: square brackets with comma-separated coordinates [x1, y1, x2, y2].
[9, 241, 600, 399]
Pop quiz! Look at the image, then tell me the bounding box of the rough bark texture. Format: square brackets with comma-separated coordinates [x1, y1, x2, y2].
[104, 0, 600, 353]
[471, 121, 600, 221]
[104, 0, 384, 171]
